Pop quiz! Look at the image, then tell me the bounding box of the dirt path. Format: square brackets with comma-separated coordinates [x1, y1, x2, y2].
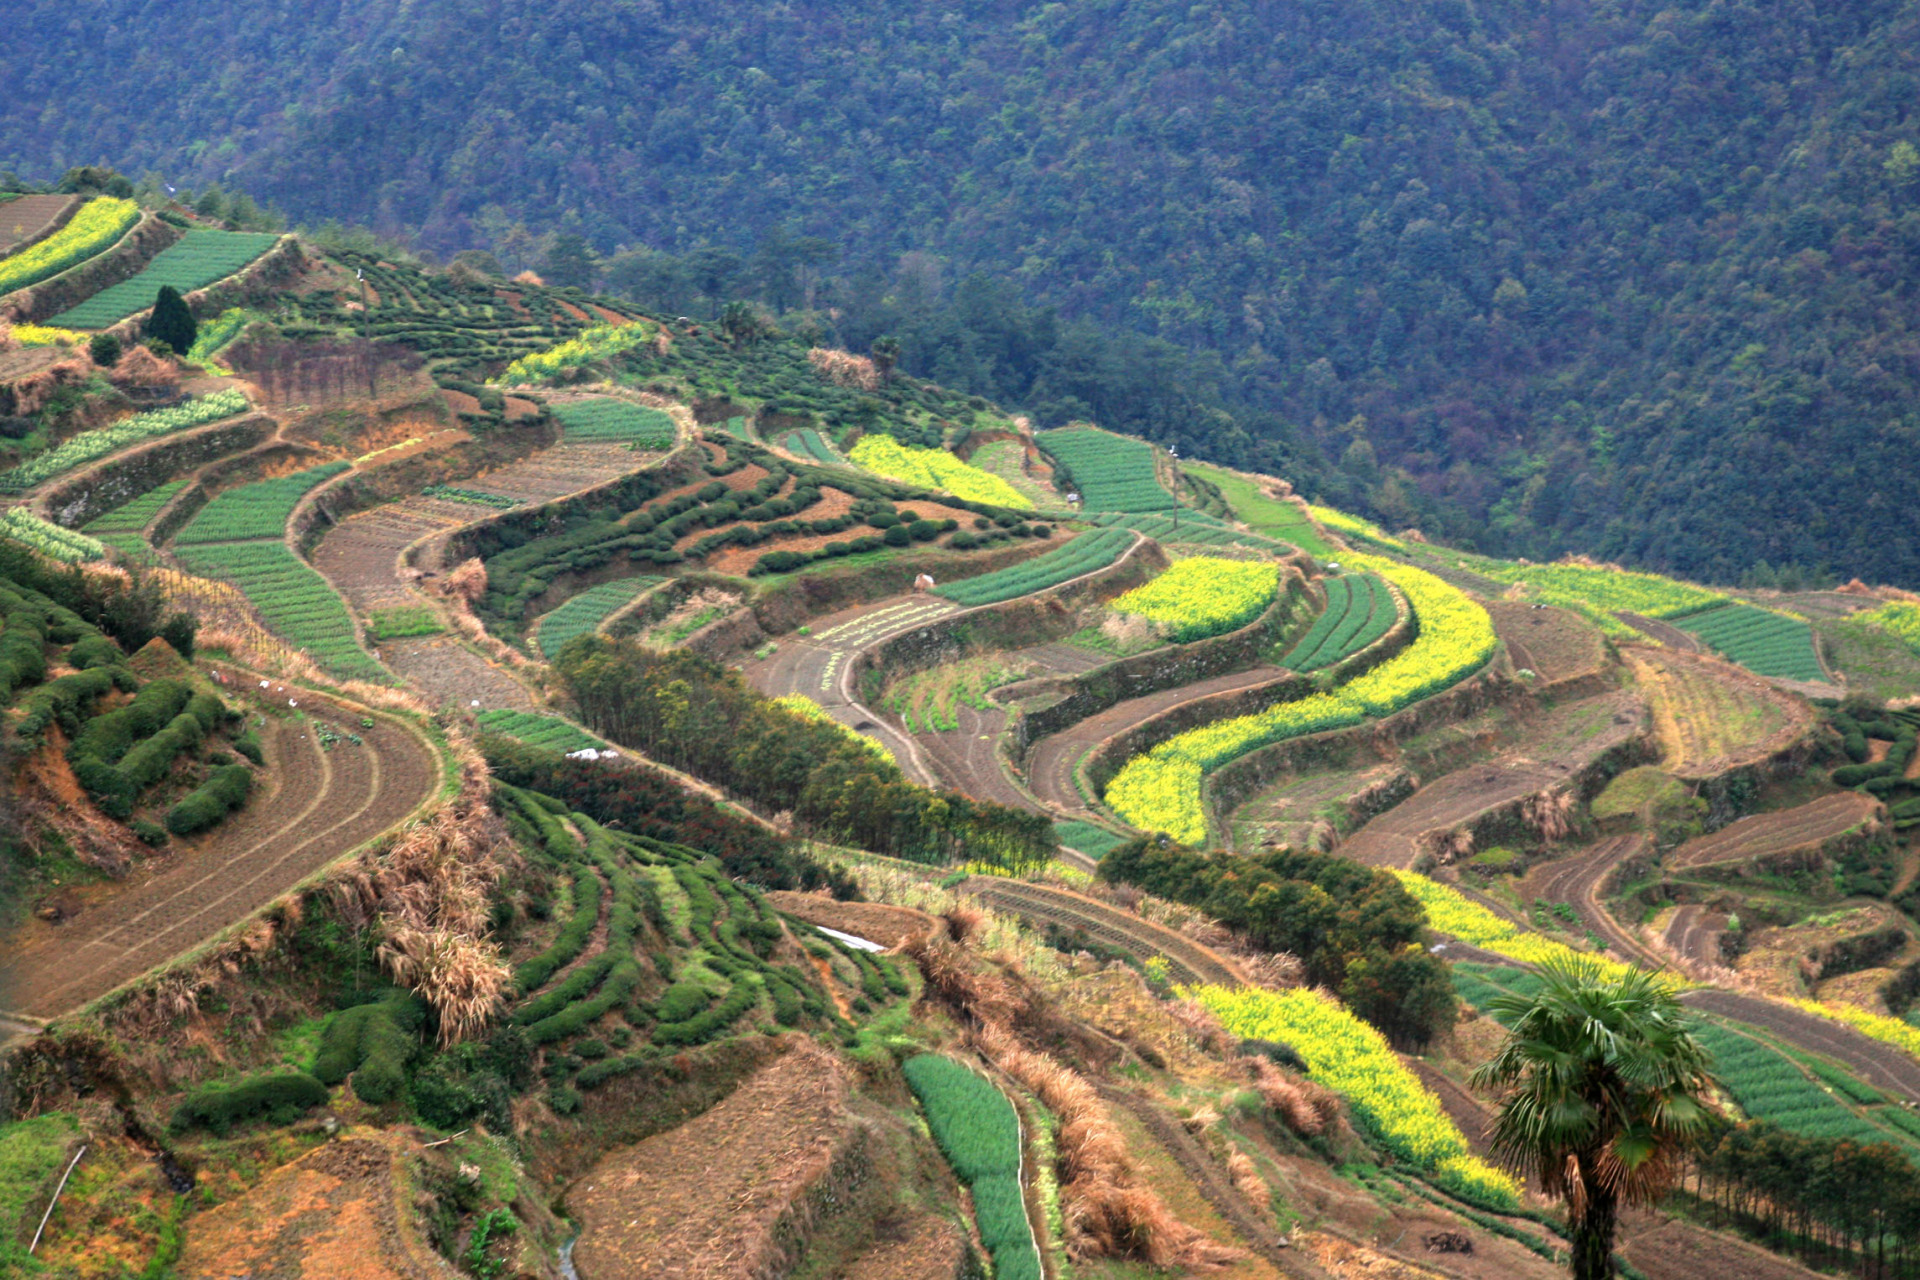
[960, 877, 1245, 986]
[1519, 834, 1657, 965]
[912, 703, 1037, 810]
[1025, 665, 1291, 814]
[1663, 905, 1728, 967]
[740, 596, 961, 787]
[0, 699, 437, 1020]
[1340, 694, 1645, 868]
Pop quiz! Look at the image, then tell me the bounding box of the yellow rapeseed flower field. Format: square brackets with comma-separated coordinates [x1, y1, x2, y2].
[849, 435, 1033, 509]
[1188, 984, 1520, 1208]
[1105, 554, 1496, 842]
[1109, 556, 1279, 641]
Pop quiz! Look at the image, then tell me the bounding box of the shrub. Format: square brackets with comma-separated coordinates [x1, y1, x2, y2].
[165, 762, 252, 835]
[171, 1070, 329, 1135]
[882, 523, 912, 546]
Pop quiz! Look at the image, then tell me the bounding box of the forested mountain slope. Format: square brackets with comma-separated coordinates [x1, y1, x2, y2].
[5, 0, 1920, 583]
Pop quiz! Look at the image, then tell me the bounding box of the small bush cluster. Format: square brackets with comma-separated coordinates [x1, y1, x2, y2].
[170, 1070, 329, 1135]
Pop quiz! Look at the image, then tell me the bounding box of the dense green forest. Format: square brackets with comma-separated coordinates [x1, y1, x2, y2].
[4, 0, 1919, 583]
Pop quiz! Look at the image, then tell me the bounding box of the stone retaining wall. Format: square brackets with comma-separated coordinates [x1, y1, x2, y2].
[1, 212, 184, 324]
[38, 413, 275, 529]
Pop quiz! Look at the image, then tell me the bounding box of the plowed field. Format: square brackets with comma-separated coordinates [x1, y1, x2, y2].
[1669, 791, 1881, 871]
[1484, 601, 1607, 687]
[1663, 904, 1729, 966]
[1339, 693, 1645, 868]
[0, 695, 437, 1019]
[961, 877, 1245, 986]
[1623, 647, 1809, 778]
[0, 194, 76, 254]
[570, 1039, 858, 1280]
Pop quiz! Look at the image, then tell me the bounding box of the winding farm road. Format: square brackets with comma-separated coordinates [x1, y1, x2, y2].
[0, 694, 438, 1022]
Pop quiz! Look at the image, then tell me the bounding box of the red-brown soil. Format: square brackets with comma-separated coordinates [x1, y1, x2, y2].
[1668, 791, 1882, 871]
[1340, 693, 1646, 868]
[1663, 904, 1729, 966]
[836, 1212, 967, 1280]
[1619, 1221, 1825, 1280]
[569, 1038, 861, 1280]
[0, 691, 437, 1019]
[503, 395, 538, 421]
[0, 194, 77, 254]
[174, 1132, 446, 1280]
[1520, 834, 1658, 965]
[1484, 601, 1608, 687]
[440, 388, 480, 416]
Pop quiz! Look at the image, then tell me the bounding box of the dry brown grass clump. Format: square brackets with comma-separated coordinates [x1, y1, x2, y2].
[806, 347, 880, 391]
[328, 774, 515, 1043]
[10, 359, 90, 415]
[1225, 1149, 1271, 1212]
[1244, 1054, 1344, 1139]
[107, 344, 179, 389]
[446, 557, 487, 604]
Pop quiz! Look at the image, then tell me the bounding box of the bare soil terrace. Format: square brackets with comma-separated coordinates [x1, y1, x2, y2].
[0, 687, 437, 1020]
[1668, 791, 1881, 871]
[1623, 647, 1811, 779]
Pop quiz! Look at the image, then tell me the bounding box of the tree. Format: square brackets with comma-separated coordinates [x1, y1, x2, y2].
[145, 285, 197, 356]
[542, 233, 596, 290]
[1472, 958, 1715, 1280]
[870, 335, 900, 383]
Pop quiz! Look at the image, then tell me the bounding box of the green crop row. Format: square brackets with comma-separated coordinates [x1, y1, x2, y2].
[1671, 603, 1825, 682]
[0, 390, 250, 494]
[934, 527, 1134, 607]
[1036, 427, 1177, 513]
[174, 461, 348, 544]
[421, 484, 522, 508]
[901, 1054, 1040, 1280]
[473, 709, 607, 754]
[52, 230, 281, 329]
[84, 480, 187, 556]
[552, 397, 677, 447]
[171, 541, 386, 681]
[1284, 573, 1394, 671]
[0, 508, 105, 562]
[533, 577, 662, 659]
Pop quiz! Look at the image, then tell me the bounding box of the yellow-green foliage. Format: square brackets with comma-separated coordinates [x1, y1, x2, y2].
[1786, 997, 1920, 1060]
[772, 693, 895, 764]
[1855, 601, 1920, 652]
[1388, 871, 1651, 984]
[1105, 554, 1495, 843]
[500, 321, 655, 384]
[10, 324, 86, 347]
[1188, 984, 1520, 1207]
[1481, 560, 1724, 635]
[849, 435, 1033, 509]
[1307, 503, 1405, 549]
[0, 197, 139, 296]
[1110, 556, 1279, 642]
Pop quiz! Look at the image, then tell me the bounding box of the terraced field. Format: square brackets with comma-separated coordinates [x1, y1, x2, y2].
[1671, 602, 1826, 683]
[960, 877, 1245, 986]
[1623, 647, 1810, 777]
[1035, 426, 1176, 512]
[1280, 572, 1396, 671]
[50, 230, 281, 328]
[1668, 791, 1883, 871]
[1337, 692, 1646, 868]
[0, 194, 75, 254]
[532, 577, 663, 658]
[1483, 601, 1608, 689]
[0, 693, 437, 1020]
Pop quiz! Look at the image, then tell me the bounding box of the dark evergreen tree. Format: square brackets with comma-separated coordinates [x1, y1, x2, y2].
[145, 285, 197, 355]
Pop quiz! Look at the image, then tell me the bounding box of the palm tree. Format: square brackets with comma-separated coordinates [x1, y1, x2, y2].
[1471, 957, 1716, 1280]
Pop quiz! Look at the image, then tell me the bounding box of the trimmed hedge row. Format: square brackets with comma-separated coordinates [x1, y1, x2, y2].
[312, 996, 422, 1104]
[652, 973, 761, 1047]
[171, 1070, 329, 1135]
[514, 866, 604, 994]
[166, 762, 253, 835]
[13, 664, 135, 747]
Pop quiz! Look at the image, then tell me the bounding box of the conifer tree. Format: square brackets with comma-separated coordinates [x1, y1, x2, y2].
[145, 285, 197, 355]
